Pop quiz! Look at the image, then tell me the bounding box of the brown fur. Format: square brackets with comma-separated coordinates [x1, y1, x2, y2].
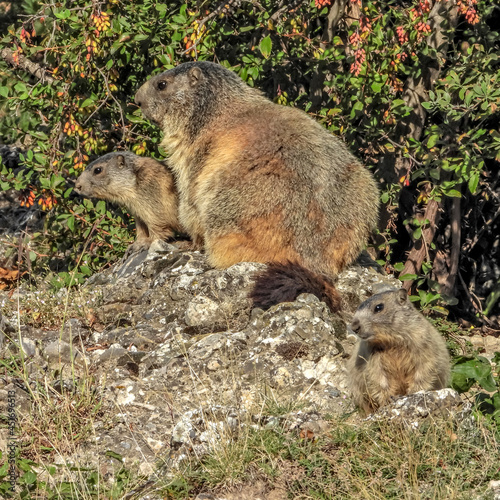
[347, 289, 451, 414]
[75, 152, 184, 254]
[250, 262, 341, 312]
[134, 62, 379, 308]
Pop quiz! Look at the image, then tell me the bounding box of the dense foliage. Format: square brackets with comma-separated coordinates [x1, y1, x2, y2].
[0, 0, 499, 324]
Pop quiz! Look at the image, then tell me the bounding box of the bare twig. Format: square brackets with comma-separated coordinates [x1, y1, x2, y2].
[381, 135, 424, 167]
[269, 0, 305, 24]
[83, 94, 110, 126]
[95, 66, 127, 141]
[458, 271, 495, 327]
[463, 205, 500, 253]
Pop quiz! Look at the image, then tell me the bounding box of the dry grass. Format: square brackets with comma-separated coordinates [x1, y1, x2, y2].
[157, 408, 499, 499]
[1, 280, 498, 499]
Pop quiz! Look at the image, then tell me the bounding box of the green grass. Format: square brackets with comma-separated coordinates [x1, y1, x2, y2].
[156, 413, 499, 500]
[0, 286, 498, 499]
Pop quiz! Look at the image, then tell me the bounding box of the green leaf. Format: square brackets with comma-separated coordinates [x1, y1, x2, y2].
[445, 189, 462, 198]
[126, 113, 146, 124]
[0, 86, 8, 97]
[260, 36, 272, 59]
[399, 273, 417, 281]
[20, 471, 37, 485]
[451, 358, 497, 392]
[427, 134, 439, 148]
[371, 82, 383, 93]
[31, 131, 49, 140]
[393, 262, 405, 272]
[105, 450, 124, 461]
[451, 371, 475, 392]
[80, 265, 92, 276]
[413, 227, 422, 240]
[67, 216, 75, 232]
[468, 173, 479, 194]
[81, 98, 94, 108]
[54, 9, 71, 19]
[350, 101, 363, 119]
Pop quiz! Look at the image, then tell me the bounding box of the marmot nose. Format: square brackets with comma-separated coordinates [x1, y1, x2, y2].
[351, 318, 361, 334]
[134, 89, 143, 107]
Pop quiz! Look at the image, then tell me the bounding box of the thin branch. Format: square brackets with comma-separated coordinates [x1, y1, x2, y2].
[463, 205, 500, 253]
[83, 94, 110, 126]
[1, 47, 55, 84]
[95, 65, 126, 141]
[458, 271, 495, 327]
[381, 135, 424, 167]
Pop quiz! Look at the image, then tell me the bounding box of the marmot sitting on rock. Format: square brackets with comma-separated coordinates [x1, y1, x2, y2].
[134, 61, 379, 310]
[347, 289, 451, 414]
[75, 152, 184, 254]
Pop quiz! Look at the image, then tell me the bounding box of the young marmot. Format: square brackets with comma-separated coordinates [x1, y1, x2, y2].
[347, 289, 451, 414]
[134, 62, 379, 309]
[75, 152, 184, 254]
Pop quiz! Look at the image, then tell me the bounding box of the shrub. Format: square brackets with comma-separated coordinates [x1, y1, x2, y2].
[0, 0, 498, 322]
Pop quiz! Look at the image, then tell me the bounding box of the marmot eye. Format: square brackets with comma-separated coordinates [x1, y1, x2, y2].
[157, 80, 167, 91]
[374, 303, 384, 313]
[93, 167, 102, 175]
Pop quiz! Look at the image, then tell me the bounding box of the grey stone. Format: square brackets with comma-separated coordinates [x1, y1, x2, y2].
[184, 296, 223, 327]
[43, 340, 86, 367]
[20, 337, 36, 357]
[487, 480, 500, 500]
[369, 388, 470, 426]
[61, 318, 88, 343]
[98, 345, 127, 362]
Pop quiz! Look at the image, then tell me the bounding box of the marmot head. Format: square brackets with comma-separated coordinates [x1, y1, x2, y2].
[134, 61, 258, 142]
[350, 289, 411, 340]
[75, 152, 138, 203]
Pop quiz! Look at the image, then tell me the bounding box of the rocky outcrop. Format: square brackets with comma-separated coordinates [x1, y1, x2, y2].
[0, 242, 468, 480]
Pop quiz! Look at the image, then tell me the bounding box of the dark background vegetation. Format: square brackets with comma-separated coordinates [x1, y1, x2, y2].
[0, 0, 499, 327]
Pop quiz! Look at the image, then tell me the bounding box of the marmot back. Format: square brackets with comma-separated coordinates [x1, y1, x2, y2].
[347, 289, 451, 414]
[75, 152, 183, 254]
[135, 61, 380, 309]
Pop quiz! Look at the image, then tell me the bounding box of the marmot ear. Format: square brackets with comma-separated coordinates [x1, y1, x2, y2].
[397, 288, 408, 304]
[117, 154, 125, 169]
[188, 66, 203, 86]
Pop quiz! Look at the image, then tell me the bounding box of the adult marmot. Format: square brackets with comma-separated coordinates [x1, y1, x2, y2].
[75, 152, 183, 254]
[135, 62, 379, 309]
[347, 289, 451, 413]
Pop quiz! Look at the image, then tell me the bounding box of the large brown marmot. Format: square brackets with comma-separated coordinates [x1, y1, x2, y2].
[134, 61, 379, 309]
[347, 289, 451, 414]
[75, 152, 183, 254]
